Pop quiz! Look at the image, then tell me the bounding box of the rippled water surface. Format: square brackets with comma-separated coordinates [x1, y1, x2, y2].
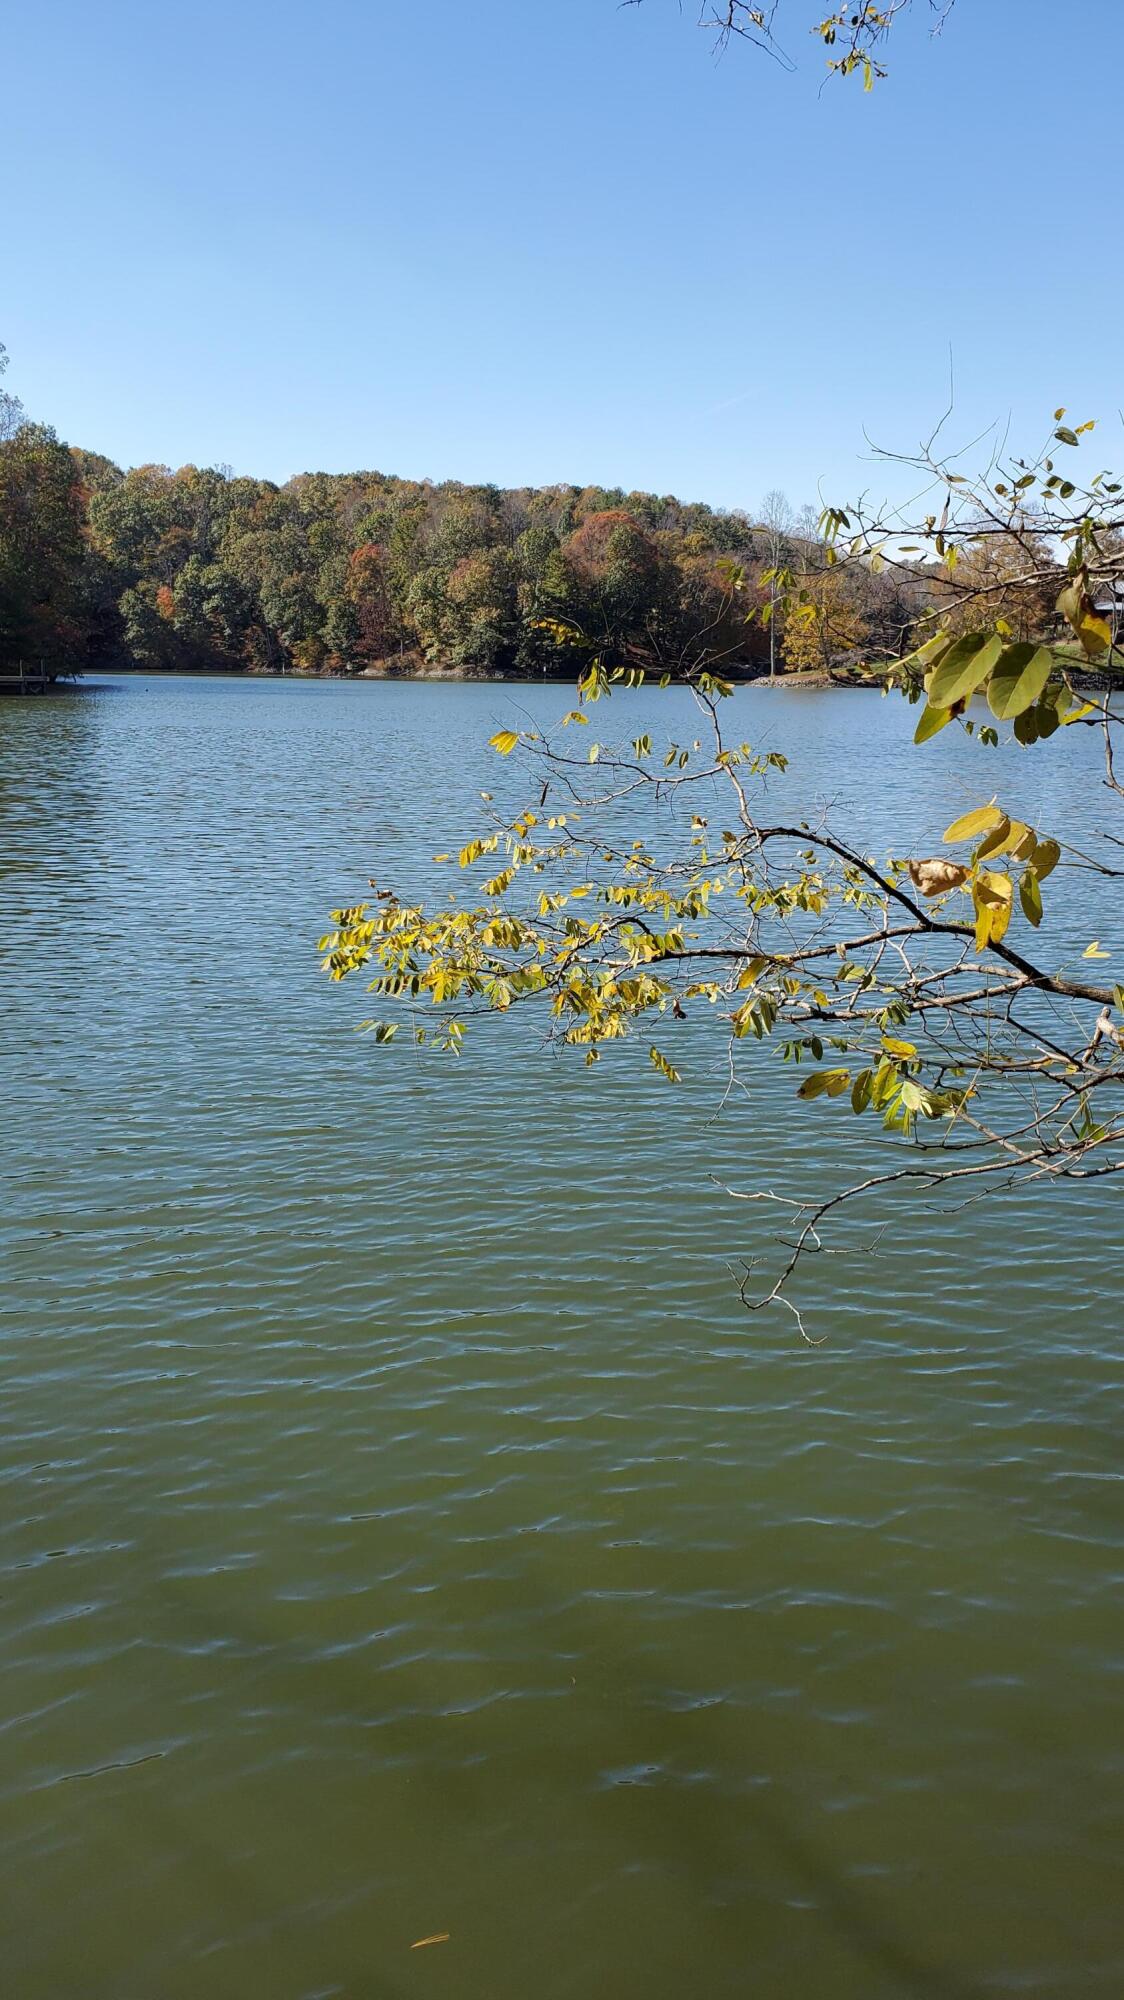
[2, 675, 1122, 1999]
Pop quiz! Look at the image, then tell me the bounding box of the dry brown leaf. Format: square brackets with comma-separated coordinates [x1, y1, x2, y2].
[907, 858, 972, 899]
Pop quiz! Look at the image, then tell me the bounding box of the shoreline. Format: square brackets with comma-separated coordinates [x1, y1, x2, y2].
[24, 663, 1112, 695]
[43, 664, 877, 692]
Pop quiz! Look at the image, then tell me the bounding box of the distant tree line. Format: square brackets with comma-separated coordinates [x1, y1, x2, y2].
[0, 353, 946, 682]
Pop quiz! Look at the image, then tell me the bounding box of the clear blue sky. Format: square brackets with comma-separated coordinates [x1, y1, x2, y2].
[4, 1, 1121, 513]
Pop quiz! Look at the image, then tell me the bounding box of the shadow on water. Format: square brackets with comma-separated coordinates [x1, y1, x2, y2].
[126, 1557, 992, 2000]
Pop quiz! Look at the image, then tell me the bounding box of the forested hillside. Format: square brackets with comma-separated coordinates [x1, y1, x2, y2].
[1, 360, 925, 681]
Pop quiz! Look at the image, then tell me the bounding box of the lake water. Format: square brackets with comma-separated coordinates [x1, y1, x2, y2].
[2, 674, 1121, 1998]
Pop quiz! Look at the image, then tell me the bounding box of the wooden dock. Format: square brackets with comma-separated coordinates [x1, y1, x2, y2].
[0, 662, 59, 695]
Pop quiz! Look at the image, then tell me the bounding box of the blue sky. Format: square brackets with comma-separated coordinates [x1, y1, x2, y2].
[4, 0, 1121, 513]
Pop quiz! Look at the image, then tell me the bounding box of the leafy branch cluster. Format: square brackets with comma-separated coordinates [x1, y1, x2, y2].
[629, 2, 956, 85]
[322, 415, 1123, 1338]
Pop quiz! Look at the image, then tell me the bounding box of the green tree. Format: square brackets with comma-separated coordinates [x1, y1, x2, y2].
[0, 414, 88, 672]
[171, 555, 252, 669]
[0, 342, 25, 442]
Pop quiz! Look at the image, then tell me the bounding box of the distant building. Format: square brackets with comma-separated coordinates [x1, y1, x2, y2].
[1092, 581, 1124, 631]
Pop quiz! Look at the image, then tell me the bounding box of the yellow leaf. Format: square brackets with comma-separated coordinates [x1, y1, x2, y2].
[975, 870, 1013, 908]
[972, 870, 1013, 952]
[943, 804, 1004, 845]
[488, 730, 521, 756]
[1079, 611, 1112, 655]
[410, 1934, 450, 1951]
[1083, 942, 1110, 959]
[649, 1046, 682, 1083]
[974, 815, 1013, 860]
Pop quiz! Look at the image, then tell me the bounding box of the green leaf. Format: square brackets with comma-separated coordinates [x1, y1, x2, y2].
[1033, 838, 1061, 879]
[851, 1070, 873, 1114]
[797, 1067, 850, 1101]
[895, 631, 955, 691]
[870, 1059, 897, 1110]
[1035, 696, 1062, 740]
[1019, 869, 1043, 928]
[797, 1070, 829, 1100]
[928, 633, 1004, 710]
[986, 643, 1054, 720]
[1054, 426, 1080, 446]
[914, 702, 952, 745]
